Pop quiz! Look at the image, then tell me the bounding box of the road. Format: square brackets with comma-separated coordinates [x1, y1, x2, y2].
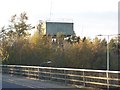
[2, 74, 77, 90]
[2, 81, 43, 90]
[1, 74, 99, 90]
[2, 81, 29, 88]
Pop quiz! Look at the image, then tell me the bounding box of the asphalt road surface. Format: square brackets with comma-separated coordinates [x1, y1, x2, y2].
[2, 74, 77, 90]
[2, 74, 101, 90]
[2, 81, 29, 88]
[2, 81, 80, 90]
[2, 81, 65, 90]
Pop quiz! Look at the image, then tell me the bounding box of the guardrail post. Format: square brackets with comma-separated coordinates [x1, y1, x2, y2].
[38, 68, 39, 80]
[83, 70, 85, 87]
[28, 67, 30, 78]
[64, 70, 67, 85]
[49, 68, 52, 81]
[10, 66, 13, 76]
[106, 71, 109, 90]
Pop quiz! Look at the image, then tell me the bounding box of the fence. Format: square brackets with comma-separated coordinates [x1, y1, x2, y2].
[1, 65, 120, 89]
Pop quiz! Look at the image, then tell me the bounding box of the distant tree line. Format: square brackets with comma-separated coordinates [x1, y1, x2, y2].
[0, 12, 119, 70]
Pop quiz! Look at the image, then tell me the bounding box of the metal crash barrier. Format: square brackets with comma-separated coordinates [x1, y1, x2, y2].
[1, 65, 120, 89]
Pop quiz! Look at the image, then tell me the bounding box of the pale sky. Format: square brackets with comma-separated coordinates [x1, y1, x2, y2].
[0, 0, 119, 38]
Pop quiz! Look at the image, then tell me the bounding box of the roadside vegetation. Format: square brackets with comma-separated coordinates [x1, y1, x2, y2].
[0, 12, 119, 70]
